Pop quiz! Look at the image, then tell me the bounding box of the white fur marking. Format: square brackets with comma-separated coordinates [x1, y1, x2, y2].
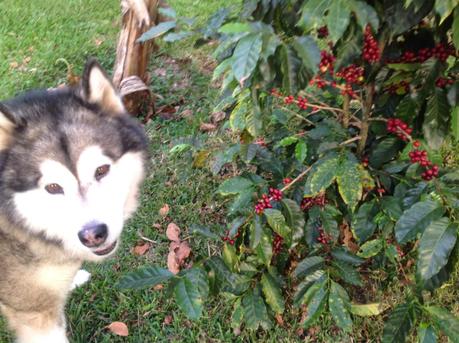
[17, 325, 68, 343]
[70, 269, 91, 290]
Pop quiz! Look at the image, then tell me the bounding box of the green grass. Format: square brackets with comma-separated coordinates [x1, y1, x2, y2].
[1, 1, 458, 342]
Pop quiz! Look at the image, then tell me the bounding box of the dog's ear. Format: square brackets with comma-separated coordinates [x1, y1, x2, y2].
[82, 59, 125, 115]
[0, 103, 17, 149]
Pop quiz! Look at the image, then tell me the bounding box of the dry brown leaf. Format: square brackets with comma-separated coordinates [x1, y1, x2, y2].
[167, 250, 180, 274]
[132, 242, 150, 256]
[152, 223, 162, 230]
[199, 123, 217, 132]
[9, 61, 19, 69]
[341, 222, 359, 253]
[159, 204, 170, 217]
[181, 109, 193, 118]
[211, 111, 225, 123]
[106, 322, 129, 336]
[163, 315, 173, 325]
[175, 241, 191, 263]
[94, 38, 104, 46]
[275, 314, 284, 326]
[153, 284, 164, 291]
[166, 222, 181, 241]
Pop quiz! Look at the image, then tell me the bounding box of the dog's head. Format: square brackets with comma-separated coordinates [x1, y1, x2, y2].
[0, 59, 148, 261]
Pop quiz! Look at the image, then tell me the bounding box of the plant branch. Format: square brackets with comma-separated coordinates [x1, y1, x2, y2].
[357, 83, 375, 154]
[280, 166, 312, 193]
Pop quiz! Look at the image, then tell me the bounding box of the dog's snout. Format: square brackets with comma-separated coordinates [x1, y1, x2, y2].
[78, 223, 108, 247]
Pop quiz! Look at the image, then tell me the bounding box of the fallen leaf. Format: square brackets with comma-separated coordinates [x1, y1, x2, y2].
[275, 314, 284, 326]
[167, 250, 180, 274]
[152, 223, 162, 230]
[211, 111, 225, 123]
[175, 241, 191, 263]
[200, 123, 217, 132]
[9, 61, 19, 69]
[169, 241, 181, 251]
[181, 109, 193, 118]
[132, 242, 151, 256]
[166, 222, 181, 241]
[106, 322, 129, 337]
[159, 204, 170, 217]
[153, 284, 164, 291]
[94, 38, 104, 46]
[153, 67, 167, 77]
[163, 315, 173, 325]
[341, 222, 359, 253]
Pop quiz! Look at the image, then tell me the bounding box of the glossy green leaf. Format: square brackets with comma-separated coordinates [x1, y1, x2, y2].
[382, 302, 414, 343]
[229, 100, 248, 131]
[352, 200, 378, 242]
[218, 22, 252, 34]
[357, 239, 383, 258]
[295, 140, 308, 163]
[223, 243, 238, 272]
[189, 224, 220, 240]
[250, 215, 263, 249]
[329, 281, 352, 332]
[280, 43, 301, 94]
[256, 228, 273, 266]
[332, 260, 363, 286]
[277, 136, 298, 147]
[425, 306, 459, 341]
[292, 36, 320, 74]
[242, 287, 272, 330]
[423, 88, 450, 150]
[261, 273, 285, 314]
[137, 21, 177, 42]
[232, 33, 263, 86]
[308, 154, 341, 194]
[302, 279, 328, 327]
[163, 31, 192, 42]
[299, 0, 331, 29]
[231, 298, 244, 329]
[395, 200, 445, 244]
[331, 248, 365, 265]
[173, 268, 209, 320]
[293, 270, 326, 307]
[117, 266, 174, 289]
[417, 218, 457, 281]
[417, 323, 437, 343]
[264, 209, 291, 239]
[454, 7, 459, 49]
[281, 199, 305, 246]
[451, 106, 459, 140]
[217, 177, 253, 196]
[327, 0, 351, 43]
[350, 1, 379, 30]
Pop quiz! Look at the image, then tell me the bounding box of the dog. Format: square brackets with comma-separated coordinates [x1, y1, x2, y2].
[0, 59, 148, 342]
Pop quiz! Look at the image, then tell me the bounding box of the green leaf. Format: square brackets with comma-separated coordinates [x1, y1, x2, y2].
[382, 303, 415, 343]
[350, 1, 380, 30]
[327, 0, 351, 43]
[246, 107, 263, 137]
[218, 22, 252, 34]
[264, 209, 291, 239]
[277, 136, 299, 147]
[229, 191, 253, 215]
[294, 256, 325, 279]
[451, 106, 459, 140]
[118, 266, 174, 289]
[158, 7, 177, 19]
[331, 248, 365, 265]
[380, 196, 403, 221]
[217, 177, 253, 196]
[434, 0, 456, 23]
[302, 279, 328, 327]
[280, 43, 301, 94]
[369, 137, 404, 168]
[350, 303, 384, 317]
[329, 281, 353, 332]
[308, 153, 341, 194]
[250, 215, 263, 249]
[332, 260, 363, 286]
[423, 88, 450, 150]
[137, 21, 177, 42]
[337, 157, 363, 211]
[231, 299, 244, 329]
[454, 7, 459, 50]
[223, 243, 238, 272]
[242, 287, 272, 330]
[261, 273, 285, 314]
[232, 33, 263, 86]
[229, 100, 248, 131]
[299, 0, 331, 29]
[291, 36, 320, 74]
[189, 224, 219, 240]
[425, 306, 459, 342]
[295, 140, 308, 163]
[293, 270, 326, 307]
[357, 239, 383, 258]
[352, 200, 378, 242]
[256, 228, 273, 266]
[395, 200, 445, 244]
[163, 31, 192, 42]
[417, 218, 457, 281]
[173, 268, 209, 320]
[417, 324, 437, 343]
[396, 95, 419, 121]
[281, 199, 305, 246]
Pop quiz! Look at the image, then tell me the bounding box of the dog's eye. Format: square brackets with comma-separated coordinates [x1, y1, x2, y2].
[95, 164, 110, 181]
[45, 183, 64, 195]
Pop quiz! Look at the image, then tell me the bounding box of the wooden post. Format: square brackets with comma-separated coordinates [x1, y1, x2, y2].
[113, 0, 162, 115]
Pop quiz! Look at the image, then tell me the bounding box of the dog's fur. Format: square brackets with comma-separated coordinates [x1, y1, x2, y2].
[0, 60, 148, 342]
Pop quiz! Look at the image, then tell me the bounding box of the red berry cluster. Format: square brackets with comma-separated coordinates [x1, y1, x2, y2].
[408, 149, 439, 180]
[396, 245, 405, 258]
[362, 25, 380, 63]
[435, 77, 454, 88]
[317, 227, 331, 245]
[221, 229, 240, 245]
[254, 137, 267, 147]
[284, 95, 295, 104]
[273, 233, 284, 255]
[300, 193, 326, 212]
[317, 25, 329, 39]
[254, 188, 283, 214]
[319, 50, 335, 74]
[386, 118, 413, 141]
[391, 43, 456, 64]
[336, 65, 364, 85]
[296, 96, 308, 110]
[283, 177, 292, 185]
[309, 75, 327, 89]
[361, 156, 369, 167]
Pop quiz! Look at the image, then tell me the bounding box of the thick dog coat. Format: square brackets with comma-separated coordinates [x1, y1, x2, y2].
[0, 60, 148, 342]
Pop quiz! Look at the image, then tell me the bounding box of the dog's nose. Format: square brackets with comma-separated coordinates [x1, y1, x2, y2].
[78, 223, 108, 247]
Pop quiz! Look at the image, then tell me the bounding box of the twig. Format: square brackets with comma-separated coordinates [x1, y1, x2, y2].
[139, 234, 157, 244]
[339, 136, 361, 146]
[278, 106, 316, 126]
[280, 166, 312, 193]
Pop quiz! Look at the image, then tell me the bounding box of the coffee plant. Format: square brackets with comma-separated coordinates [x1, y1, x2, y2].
[121, 0, 459, 341]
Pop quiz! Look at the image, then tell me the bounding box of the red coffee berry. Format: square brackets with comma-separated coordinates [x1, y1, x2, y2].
[317, 25, 329, 39]
[362, 25, 380, 63]
[413, 140, 421, 148]
[283, 178, 292, 185]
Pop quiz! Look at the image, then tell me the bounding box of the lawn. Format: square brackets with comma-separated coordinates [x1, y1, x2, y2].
[0, 1, 458, 342]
